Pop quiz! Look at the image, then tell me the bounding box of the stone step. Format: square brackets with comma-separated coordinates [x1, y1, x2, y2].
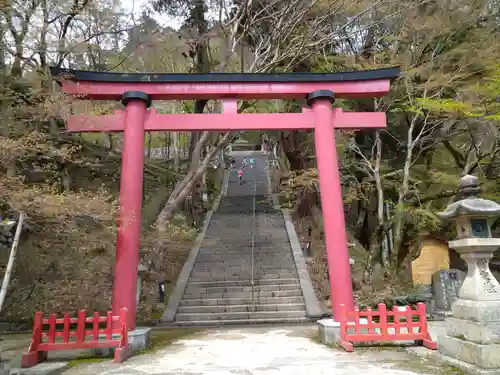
[205, 247, 291, 251]
[202, 238, 289, 242]
[209, 228, 288, 231]
[199, 247, 290, 250]
[200, 244, 290, 247]
[189, 273, 298, 278]
[192, 263, 296, 269]
[179, 296, 305, 306]
[184, 283, 300, 294]
[190, 270, 297, 276]
[197, 249, 291, 254]
[198, 248, 291, 256]
[191, 265, 296, 271]
[191, 267, 297, 273]
[195, 261, 292, 265]
[177, 303, 306, 314]
[200, 249, 289, 253]
[196, 255, 294, 260]
[196, 253, 294, 258]
[205, 235, 287, 238]
[197, 253, 292, 258]
[185, 278, 299, 288]
[168, 317, 313, 328]
[199, 248, 291, 251]
[188, 275, 298, 282]
[198, 255, 290, 258]
[195, 257, 294, 262]
[192, 267, 296, 272]
[193, 264, 295, 269]
[189, 275, 298, 281]
[175, 310, 307, 322]
[183, 289, 302, 299]
[193, 261, 294, 266]
[194, 257, 295, 262]
[207, 235, 287, 237]
[211, 237, 288, 239]
[206, 226, 274, 230]
[212, 257, 292, 260]
[208, 234, 288, 237]
[201, 244, 290, 247]
[202, 236, 288, 239]
[190, 274, 297, 281]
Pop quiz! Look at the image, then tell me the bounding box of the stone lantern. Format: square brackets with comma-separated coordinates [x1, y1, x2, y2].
[436, 174, 500, 373]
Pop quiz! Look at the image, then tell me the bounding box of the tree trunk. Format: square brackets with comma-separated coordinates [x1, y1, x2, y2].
[107, 133, 114, 151]
[62, 165, 71, 192]
[146, 132, 231, 269]
[155, 132, 230, 230]
[284, 150, 305, 170]
[373, 130, 389, 267]
[147, 132, 152, 158]
[363, 223, 384, 284]
[0, 20, 7, 128]
[173, 131, 180, 172]
[392, 116, 417, 265]
[354, 201, 367, 240]
[280, 132, 307, 170]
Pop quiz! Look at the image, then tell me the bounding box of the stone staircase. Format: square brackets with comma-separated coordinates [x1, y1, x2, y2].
[172, 153, 310, 325]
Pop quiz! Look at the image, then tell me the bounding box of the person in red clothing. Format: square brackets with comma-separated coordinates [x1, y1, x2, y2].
[237, 168, 244, 185]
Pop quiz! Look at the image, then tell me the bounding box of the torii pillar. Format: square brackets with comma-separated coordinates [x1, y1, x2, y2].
[112, 91, 151, 331]
[308, 90, 354, 318]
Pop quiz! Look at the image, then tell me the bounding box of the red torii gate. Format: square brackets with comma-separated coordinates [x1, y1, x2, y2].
[50, 66, 400, 327]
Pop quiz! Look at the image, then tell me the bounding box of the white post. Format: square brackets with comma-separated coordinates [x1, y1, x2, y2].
[0, 212, 25, 314]
[136, 263, 147, 307]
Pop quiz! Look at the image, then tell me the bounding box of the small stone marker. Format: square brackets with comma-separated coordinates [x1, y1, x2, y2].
[158, 281, 166, 303]
[431, 269, 465, 319]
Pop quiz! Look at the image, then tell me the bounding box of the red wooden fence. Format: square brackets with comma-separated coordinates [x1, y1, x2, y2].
[338, 303, 437, 352]
[21, 308, 130, 368]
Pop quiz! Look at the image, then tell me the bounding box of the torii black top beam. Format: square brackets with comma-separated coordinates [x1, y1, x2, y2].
[50, 66, 400, 100]
[50, 66, 400, 83]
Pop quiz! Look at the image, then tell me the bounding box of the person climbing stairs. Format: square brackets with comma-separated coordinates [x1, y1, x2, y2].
[169, 153, 315, 325]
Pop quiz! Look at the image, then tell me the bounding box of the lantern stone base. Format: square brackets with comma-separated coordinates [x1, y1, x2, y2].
[437, 299, 500, 373]
[317, 318, 340, 345]
[317, 318, 373, 345]
[93, 327, 152, 357]
[417, 347, 500, 375]
[451, 299, 500, 323]
[438, 336, 500, 372]
[445, 317, 500, 344]
[431, 309, 452, 321]
[0, 362, 8, 375]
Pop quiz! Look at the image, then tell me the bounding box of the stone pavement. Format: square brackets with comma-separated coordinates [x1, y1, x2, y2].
[1, 316, 456, 374]
[60, 324, 453, 375]
[0, 333, 87, 375]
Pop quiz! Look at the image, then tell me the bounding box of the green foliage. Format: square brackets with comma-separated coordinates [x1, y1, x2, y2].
[407, 207, 442, 235]
[137, 329, 201, 355]
[412, 65, 500, 119]
[67, 357, 109, 368]
[414, 98, 470, 115]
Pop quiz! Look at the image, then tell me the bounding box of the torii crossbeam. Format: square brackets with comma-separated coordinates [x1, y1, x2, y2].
[50, 66, 400, 328]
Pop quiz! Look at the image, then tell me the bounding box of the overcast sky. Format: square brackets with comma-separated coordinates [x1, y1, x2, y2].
[122, 0, 183, 29]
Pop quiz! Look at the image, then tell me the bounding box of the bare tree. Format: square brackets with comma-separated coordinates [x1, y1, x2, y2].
[1, 0, 130, 75]
[151, 0, 404, 229]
